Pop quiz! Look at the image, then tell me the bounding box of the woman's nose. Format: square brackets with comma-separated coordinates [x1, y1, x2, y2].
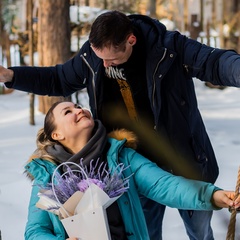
[75, 107, 83, 114]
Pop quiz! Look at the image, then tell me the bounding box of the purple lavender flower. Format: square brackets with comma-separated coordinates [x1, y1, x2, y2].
[77, 178, 106, 192]
[38, 159, 130, 206]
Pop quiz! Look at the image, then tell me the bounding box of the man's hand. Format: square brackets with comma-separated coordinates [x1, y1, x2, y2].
[0, 65, 14, 83]
[212, 190, 240, 208]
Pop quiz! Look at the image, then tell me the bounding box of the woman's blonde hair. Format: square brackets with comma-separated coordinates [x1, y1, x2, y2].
[30, 101, 64, 162]
[31, 127, 57, 162]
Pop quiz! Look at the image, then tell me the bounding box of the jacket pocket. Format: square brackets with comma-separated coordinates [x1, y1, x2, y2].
[191, 137, 209, 181]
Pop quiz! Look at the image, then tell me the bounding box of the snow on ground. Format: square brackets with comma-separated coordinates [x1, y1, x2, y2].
[1, 80, 240, 239]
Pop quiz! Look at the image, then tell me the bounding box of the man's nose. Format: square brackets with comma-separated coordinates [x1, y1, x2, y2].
[103, 60, 112, 67]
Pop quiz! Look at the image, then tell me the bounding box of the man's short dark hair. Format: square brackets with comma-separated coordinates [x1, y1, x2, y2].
[89, 10, 133, 50]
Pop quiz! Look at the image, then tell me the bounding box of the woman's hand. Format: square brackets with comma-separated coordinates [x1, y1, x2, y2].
[212, 190, 240, 208]
[66, 238, 78, 240]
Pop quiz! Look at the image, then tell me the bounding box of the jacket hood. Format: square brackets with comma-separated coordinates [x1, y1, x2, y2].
[27, 128, 138, 165]
[25, 128, 138, 181]
[128, 14, 166, 51]
[108, 129, 138, 150]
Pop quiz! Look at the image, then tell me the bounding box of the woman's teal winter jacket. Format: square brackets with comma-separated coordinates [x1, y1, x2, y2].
[24, 137, 221, 240]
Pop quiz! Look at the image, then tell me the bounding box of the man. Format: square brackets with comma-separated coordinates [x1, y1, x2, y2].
[1, 10, 240, 240]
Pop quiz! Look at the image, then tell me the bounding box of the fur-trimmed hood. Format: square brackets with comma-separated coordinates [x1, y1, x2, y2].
[27, 129, 138, 164]
[108, 129, 138, 150]
[25, 129, 138, 181]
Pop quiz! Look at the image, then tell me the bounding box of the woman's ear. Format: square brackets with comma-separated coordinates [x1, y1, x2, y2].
[51, 131, 64, 141]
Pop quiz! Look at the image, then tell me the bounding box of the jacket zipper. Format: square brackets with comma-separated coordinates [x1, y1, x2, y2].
[80, 54, 98, 118]
[152, 48, 167, 108]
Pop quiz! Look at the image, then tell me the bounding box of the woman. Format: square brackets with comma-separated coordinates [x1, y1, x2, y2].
[24, 101, 240, 240]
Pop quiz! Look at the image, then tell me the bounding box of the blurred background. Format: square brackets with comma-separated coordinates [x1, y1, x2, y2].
[1, 0, 240, 121]
[1, 1, 240, 239]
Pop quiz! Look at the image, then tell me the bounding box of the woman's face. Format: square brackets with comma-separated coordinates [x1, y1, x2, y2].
[51, 102, 94, 142]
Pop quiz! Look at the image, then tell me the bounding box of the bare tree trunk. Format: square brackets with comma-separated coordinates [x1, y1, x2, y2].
[27, 0, 35, 125]
[200, 0, 204, 32]
[183, 0, 188, 32]
[212, 0, 216, 27]
[4, 31, 11, 67]
[219, 0, 226, 48]
[189, 14, 201, 40]
[224, 0, 239, 51]
[38, 0, 71, 114]
[148, 0, 157, 18]
[0, 0, 2, 49]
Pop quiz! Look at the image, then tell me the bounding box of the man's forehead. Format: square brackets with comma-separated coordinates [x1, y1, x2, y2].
[91, 45, 124, 60]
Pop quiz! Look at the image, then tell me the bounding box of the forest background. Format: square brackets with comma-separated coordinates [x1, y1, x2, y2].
[1, 0, 240, 240]
[1, 0, 240, 113]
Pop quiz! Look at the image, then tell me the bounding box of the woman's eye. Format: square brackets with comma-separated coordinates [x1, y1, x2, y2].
[65, 110, 71, 115]
[74, 104, 82, 109]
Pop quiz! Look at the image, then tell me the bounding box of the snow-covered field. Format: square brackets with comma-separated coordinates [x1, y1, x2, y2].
[1, 79, 240, 239]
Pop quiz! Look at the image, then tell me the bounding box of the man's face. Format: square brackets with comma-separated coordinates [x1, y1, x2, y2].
[91, 34, 136, 67]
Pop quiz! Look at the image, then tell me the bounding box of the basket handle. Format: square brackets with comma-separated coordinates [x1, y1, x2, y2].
[51, 161, 94, 217]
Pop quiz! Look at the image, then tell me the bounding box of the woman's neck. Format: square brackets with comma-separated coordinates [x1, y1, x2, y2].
[62, 138, 89, 154]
